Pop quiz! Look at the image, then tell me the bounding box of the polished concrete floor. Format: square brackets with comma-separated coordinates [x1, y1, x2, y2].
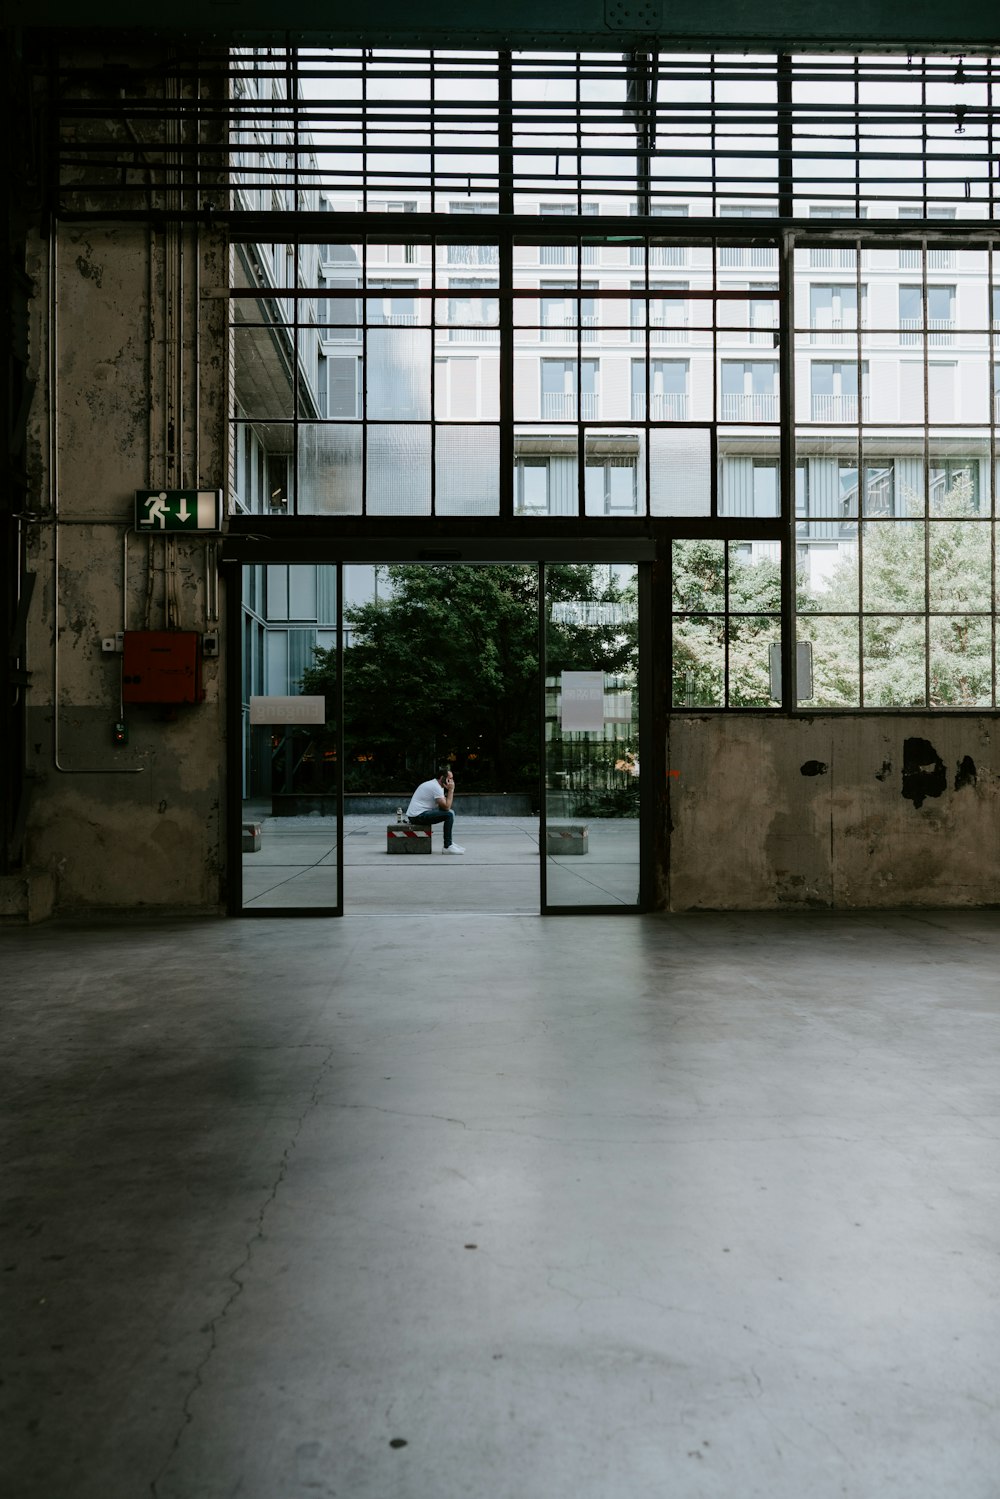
[241, 814, 641, 911]
[2, 910, 999, 1498]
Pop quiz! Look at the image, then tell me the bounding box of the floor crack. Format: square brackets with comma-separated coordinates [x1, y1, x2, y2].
[149, 1044, 336, 1498]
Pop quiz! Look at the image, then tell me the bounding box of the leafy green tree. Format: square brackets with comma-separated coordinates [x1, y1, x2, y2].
[300, 563, 636, 793]
[801, 473, 991, 707]
[671, 540, 781, 706]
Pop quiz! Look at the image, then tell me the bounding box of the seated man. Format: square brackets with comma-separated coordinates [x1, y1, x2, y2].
[405, 765, 465, 854]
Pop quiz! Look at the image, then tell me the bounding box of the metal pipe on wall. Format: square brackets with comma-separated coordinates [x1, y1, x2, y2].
[49, 220, 143, 776]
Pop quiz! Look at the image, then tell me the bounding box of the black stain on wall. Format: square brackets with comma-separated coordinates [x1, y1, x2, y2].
[875, 760, 892, 782]
[800, 760, 828, 776]
[954, 755, 977, 791]
[901, 738, 947, 809]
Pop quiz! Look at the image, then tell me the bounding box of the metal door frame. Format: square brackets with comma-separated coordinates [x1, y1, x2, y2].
[225, 535, 655, 917]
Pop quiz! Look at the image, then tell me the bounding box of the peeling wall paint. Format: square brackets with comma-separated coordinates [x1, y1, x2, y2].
[901, 737, 947, 809]
[667, 717, 997, 910]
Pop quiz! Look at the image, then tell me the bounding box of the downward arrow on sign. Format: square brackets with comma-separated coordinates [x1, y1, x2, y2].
[176, 499, 191, 522]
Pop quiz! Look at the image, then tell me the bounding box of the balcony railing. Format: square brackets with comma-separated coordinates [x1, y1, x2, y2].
[809, 248, 859, 269]
[810, 393, 869, 422]
[719, 247, 778, 269]
[899, 248, 955, 270]
[748, 320, 779, 345]
[720, 392, 779, 421]
[900, 316, 955, 345]
[541, 316, 599, 343]
[541, 391, 599, 419]
[446, 245, 499, 266]
[631, 392, 688, 420]
[368, 311, 419, 326]
[448, 325, 500, 342]
[631, 318, 688, 344]
[810, 316, 864, 345]
[630, 246, 688, 267]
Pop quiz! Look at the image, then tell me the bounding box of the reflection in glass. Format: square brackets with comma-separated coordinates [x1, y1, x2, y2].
[544, 563, 640, 907]
[242, 565, 339, 911]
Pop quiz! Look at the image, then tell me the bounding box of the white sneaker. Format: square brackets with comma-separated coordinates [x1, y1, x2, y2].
[443, 843, 466, 854]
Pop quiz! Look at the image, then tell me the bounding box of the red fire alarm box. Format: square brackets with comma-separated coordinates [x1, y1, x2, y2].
[122, 631, 204, 704]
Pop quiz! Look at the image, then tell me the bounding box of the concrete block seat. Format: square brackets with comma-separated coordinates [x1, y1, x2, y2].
[386, 821, 433, 854]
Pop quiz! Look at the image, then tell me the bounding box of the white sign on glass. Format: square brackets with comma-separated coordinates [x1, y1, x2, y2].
[250, 695, 326, 725]
[560, 671, 605, 732]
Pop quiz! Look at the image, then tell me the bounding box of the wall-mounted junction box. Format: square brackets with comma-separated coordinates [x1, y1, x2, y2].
[122, 631, 204, 704]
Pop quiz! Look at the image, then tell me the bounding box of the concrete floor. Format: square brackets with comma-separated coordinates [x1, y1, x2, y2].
[242, 814, 642, 911]
[2, 910, 999, 1499]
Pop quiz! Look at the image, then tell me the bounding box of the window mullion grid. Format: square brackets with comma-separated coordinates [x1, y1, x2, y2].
[361, 237, 368, 515]
[723, 536, 731, 706]
[779, 231, 795, 710]
[710, 57, 718, 215]
[290, 45, 299, 212]
[361, 49, 368, 212]
[498, 52, 514, 520]
[992, 242, 997, 706]
[853, 56, 862, 217]
[922, 241, 931, 707]
[430, 204, 438, 516]
[575, 53, 583, 217]
[990, 61, 996, 222]
[429, 53, 438, 519]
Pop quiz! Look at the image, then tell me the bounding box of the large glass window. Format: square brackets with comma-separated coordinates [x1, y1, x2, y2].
[202, 48, 1000, 709]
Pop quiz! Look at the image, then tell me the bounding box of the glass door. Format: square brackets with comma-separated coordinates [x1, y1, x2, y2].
[541, 562, 644, 911]
[238, 562, 342, 914]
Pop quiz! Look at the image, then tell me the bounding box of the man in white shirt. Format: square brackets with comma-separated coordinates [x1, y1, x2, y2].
[405, 765, 465, 853]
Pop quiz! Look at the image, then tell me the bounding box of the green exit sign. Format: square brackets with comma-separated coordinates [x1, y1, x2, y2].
[135, 490, 223, 532]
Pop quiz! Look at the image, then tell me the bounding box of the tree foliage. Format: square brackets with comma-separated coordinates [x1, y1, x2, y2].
[300, 563, 636, 793]
[671, 540, 781, 707]
[672, 475, 991, 710]
[800, 474, 991, 707]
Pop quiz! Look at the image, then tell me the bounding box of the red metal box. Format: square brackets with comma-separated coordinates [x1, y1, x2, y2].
[122, 631, 203, 704]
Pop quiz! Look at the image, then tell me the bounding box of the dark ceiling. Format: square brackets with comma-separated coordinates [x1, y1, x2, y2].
[6, 0, 1000, 53]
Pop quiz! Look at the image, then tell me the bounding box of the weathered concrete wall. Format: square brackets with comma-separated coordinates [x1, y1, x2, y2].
[666, 716, 998, 909]
[22, 219, 230, 914]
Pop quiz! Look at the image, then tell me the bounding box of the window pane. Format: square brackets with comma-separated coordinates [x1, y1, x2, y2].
[233, 326, 295, 418]
[297, 425, 362, 515]
[861, 521, 926, 612]
[729, 616, 781, 706]
[366, 329, 431, 419]
[672, 539, 725, 612]
[928, 522, 991, 611]
[435, 426, 500, 515]
[862, 617, 926, 706]
[797, 616, 861, 706]
[929, 617, 992, 706]
[672, 617, 724, 707]
[366, 425, 431, 514]
[650, 429, 711, 516]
